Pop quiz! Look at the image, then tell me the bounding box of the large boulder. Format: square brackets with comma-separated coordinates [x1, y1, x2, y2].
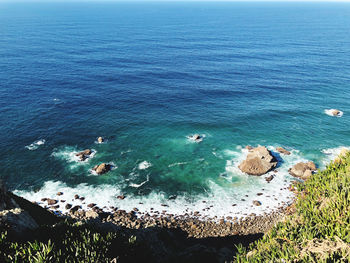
[288, 161, 317, 180]
[93, 163, 111, 175]
[238, 146, 278, 176]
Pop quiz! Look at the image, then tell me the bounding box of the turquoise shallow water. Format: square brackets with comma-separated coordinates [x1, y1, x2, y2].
[1, 2, 350, 219]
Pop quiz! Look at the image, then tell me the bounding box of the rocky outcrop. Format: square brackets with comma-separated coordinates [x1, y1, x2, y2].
[288, 162, 317, 180]
[75, 149, 92, 161]
[276, 147, 291, 155]
[93, 163, 112, 175]
[0, 180, 59, 238]
[239, 146, 278, 176]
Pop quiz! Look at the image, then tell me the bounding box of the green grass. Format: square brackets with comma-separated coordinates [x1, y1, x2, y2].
[0, 220, 148, 263]
[234, 152, 350, 262]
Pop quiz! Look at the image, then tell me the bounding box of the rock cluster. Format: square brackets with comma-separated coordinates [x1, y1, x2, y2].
[92, 163, 112, 175]
[288, 162, 317, 180]
[239, 146, 278, 176]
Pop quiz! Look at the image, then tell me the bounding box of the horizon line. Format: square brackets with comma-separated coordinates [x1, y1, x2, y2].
[1, 0, 350, 3]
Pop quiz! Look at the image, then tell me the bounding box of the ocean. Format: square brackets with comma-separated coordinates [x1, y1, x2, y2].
[1, 1, 350, 220]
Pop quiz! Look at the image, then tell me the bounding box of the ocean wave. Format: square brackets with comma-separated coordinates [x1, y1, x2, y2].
[138, 161, 152, 170]
[168, 162, 188, 168]
[25, 139, 46, 150]
[130, 174, 149, 188]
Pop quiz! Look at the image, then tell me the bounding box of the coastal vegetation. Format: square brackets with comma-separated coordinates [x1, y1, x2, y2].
[1, 151, 349, 262]
[234, 151, 350, 262]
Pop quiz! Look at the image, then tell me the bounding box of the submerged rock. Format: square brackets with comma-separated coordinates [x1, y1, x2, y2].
[276, 147, 291, 155]
[92, 163, 112, 175]
[288, 161, 317, 180]
[239, 146, 278, 176]
[188, 134, 203, 142]
[97, 137, 104, 143]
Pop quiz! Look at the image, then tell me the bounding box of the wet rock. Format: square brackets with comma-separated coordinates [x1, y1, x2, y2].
[276, 147, 291, 155]
[331, 109, 341, 116]
[65, 204, 72, 209]
[97, 137, 104, 143]
[79, 197, 85, 201]
[74, 195, 79, 199]
[239, 146, 278, 176]
[47, 199, 58, 205]
[253, 200, 262, 206]
[92, 163, 112, 175]
[265, 175, 274, 182]
[257, 193, 263, 196]
[56, 192, 63, 196]
[70, 205, 81, 213]
[87, 203, 96, 208]
[75, 149, 92, 161]
[41, 198, 48, 202]
[245, 145, 253, 151]
[117, 195, 126, 200]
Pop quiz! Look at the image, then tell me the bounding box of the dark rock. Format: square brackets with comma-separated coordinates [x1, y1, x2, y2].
[56, 192, 63, 196]
[87, 203, 96, 208]
[75, 149, 92, 161]
[47, 199, 58, 205]
[65, 204, 72, 209]
[253, 200, 262, 206]
[276, 147, 291, 155]
[265, 175, 274, 182]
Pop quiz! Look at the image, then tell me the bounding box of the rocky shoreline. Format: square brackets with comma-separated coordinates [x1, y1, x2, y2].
[32, 144, 320, 238]
[35, 185, 296, 239]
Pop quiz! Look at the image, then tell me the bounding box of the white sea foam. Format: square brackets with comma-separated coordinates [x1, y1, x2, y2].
[324, 109, 343, 117]
[51, 147, 96, 170]
[25, 139, 46, 150]
[130, 174, 149, 188]
[16, 145, 311, 221]
[138, 161, 152, 170]
[168, 162, 188, 168]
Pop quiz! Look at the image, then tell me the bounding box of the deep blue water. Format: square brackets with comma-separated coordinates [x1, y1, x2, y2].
[1, 2, 350, 218]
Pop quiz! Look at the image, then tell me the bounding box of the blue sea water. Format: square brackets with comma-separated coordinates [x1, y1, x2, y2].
[1, 2, 350, 219]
